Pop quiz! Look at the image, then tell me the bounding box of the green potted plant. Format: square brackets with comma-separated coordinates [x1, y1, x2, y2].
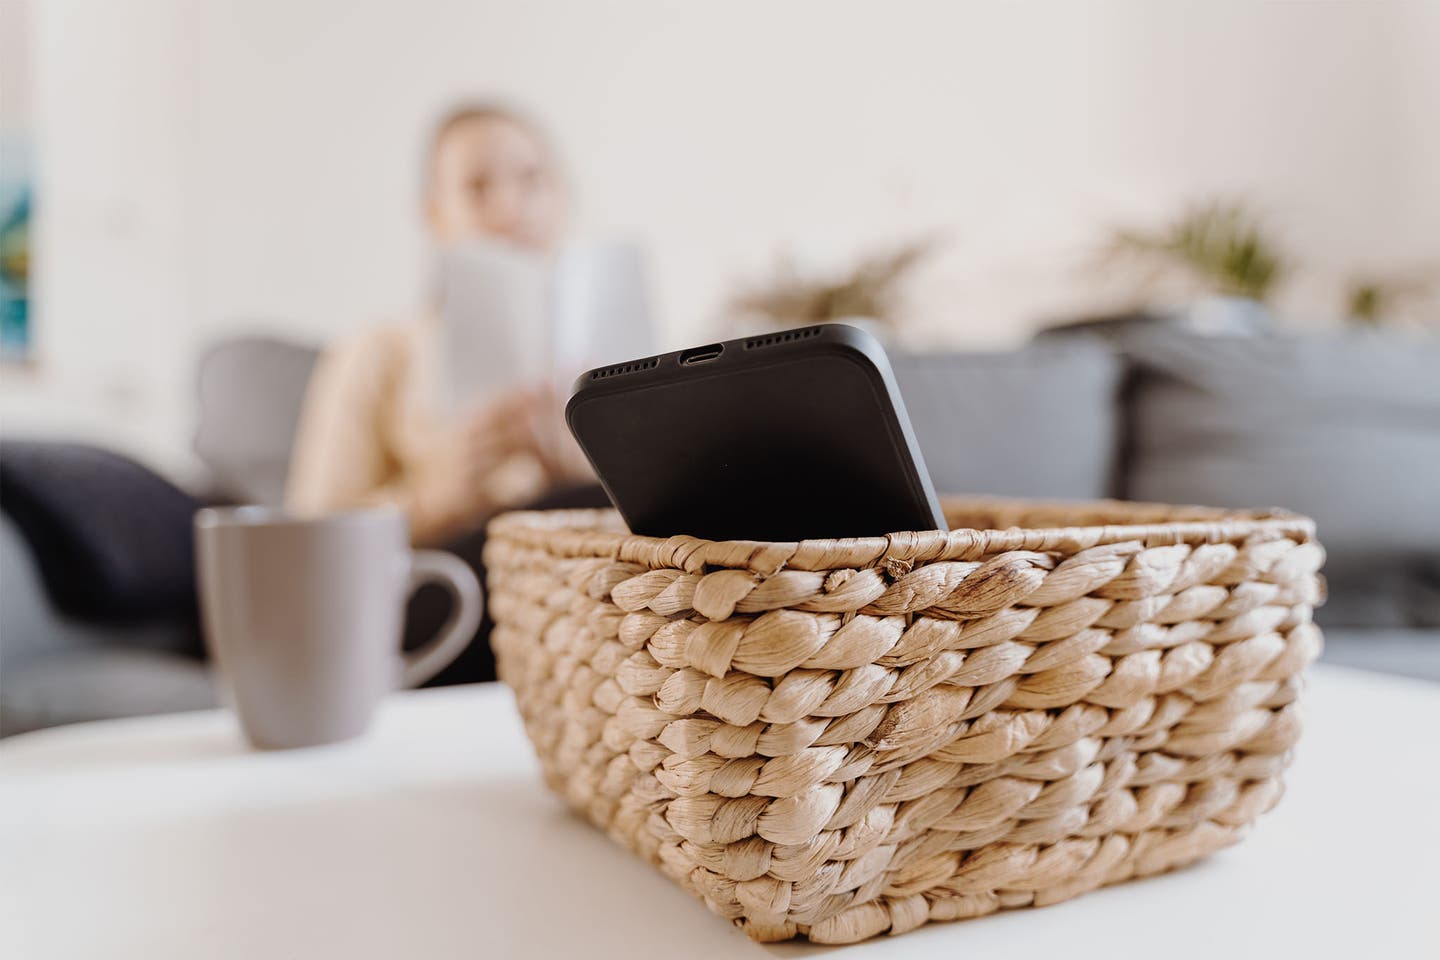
[1342, 270, 1437, 327]
[728, 238, 935, 339]
[1106, 199, 1287, 333]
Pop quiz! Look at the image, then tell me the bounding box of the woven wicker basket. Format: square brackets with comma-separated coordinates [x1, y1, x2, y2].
[485, 499, 1323, 944]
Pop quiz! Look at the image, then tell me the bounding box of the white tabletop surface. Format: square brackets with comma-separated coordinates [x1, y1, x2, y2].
[2, 664, 1437, 959]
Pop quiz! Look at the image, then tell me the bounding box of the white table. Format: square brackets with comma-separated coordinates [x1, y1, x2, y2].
[2, 664, 1437, 959]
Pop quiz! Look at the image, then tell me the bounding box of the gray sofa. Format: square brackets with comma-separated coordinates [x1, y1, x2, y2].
[2, 328, 1437, 736]
[894, 332, 1440, 682]
[0, 337, 319, 736]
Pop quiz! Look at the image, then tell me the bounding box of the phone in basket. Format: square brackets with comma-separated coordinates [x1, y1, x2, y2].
[565, 323, 945, 541]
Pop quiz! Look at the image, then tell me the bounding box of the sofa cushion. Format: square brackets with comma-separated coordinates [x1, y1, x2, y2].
[194, 336, 319, 506]
[1319, 629, 1440, 683]
[1124, 331, 1440, 626]
[891, 342, 1123, 501]
[0, 648, 215, 737]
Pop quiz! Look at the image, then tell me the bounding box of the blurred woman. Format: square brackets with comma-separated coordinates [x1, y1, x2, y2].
[288, 103, 586, 546]
[287, 103, 602, 683]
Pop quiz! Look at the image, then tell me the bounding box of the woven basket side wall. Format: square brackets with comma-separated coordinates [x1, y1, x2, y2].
[487, 505, 1323, 944]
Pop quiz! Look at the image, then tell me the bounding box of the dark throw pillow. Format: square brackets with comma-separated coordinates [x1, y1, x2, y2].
[0, 440, 202, 625]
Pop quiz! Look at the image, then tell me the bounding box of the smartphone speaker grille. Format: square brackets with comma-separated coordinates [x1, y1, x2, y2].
[743, 326, 823, 350]
[591, 357, 659, 380]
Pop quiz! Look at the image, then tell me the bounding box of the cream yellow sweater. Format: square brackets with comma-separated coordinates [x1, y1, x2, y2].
[286, 311, 545, 545]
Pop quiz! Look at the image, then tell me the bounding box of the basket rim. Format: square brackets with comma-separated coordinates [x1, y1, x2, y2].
[487, 497, 1316, 574]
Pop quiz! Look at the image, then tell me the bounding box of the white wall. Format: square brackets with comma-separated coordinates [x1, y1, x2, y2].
[3, 0, 193, 472]
[4, 0, 1438, 475]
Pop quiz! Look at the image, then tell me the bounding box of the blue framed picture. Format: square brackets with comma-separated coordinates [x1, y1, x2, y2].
[1, 131, 32, 363]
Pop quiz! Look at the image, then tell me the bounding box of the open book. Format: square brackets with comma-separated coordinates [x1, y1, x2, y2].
[436, 240, 655, 414]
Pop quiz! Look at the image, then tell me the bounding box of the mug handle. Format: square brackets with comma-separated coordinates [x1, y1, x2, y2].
[401, 550, 484, 688]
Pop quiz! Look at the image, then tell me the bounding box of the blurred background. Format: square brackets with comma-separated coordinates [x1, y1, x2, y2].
[2, 0, 1436, 474]
[1, 0, 1437, 735]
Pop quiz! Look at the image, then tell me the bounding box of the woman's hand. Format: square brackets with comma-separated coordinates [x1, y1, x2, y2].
[415, 387, 546, 530]
[517, 386, 595, 488]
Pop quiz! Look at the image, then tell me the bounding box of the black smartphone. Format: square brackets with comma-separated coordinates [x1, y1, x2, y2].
[565, 323, 945, 541]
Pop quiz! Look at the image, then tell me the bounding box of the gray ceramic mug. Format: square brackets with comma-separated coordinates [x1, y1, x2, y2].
[195, 506, 482, 749]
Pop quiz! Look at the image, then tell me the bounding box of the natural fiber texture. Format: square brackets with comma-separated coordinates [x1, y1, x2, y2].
[485, 499, 1323, 944]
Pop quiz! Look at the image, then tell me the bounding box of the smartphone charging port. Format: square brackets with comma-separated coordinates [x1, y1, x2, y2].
[679, 344, 724, 365]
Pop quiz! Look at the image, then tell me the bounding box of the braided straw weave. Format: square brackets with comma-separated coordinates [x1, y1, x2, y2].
[485, 499, 1324, 944]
